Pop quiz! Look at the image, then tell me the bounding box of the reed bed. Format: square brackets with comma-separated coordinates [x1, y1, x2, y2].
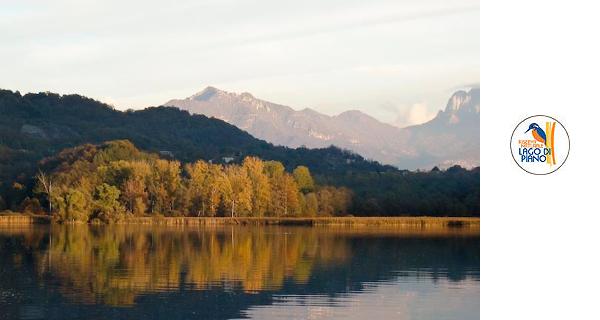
[120, 216, 479, 228]
[0, 213, 479, 229]
[0, 213, 51, 225]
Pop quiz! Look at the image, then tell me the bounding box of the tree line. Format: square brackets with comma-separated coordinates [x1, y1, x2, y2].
[24, 140, 351, 223]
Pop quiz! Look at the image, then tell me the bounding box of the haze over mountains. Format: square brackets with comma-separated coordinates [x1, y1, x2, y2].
[165, 87, 480, 169]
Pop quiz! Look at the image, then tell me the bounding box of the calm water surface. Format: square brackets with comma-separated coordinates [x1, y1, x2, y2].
[0, 225, 479, 320]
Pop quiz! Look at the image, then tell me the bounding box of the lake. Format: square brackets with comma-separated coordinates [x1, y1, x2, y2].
[0, 225, 479, 320]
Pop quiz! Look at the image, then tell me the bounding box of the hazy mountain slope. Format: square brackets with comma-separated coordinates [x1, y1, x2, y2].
[401, 88, 480, 169]
[165, 87, 480, 169]
[165, 87, 411, 165]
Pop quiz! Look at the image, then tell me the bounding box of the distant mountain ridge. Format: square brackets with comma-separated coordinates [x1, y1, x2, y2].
[165, 87, 480, 169]
[0, 89, 479, 217]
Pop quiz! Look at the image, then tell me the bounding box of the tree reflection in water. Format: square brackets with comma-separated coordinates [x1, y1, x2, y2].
[0, 225, 478, 319]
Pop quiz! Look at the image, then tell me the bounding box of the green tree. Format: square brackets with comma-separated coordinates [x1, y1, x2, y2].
[101, 160, 151, 216]
[54, 188, 91, 222]
[93, 183, 125, 223]
[148, 159, 181, 215]
[293, 166, 314, 193]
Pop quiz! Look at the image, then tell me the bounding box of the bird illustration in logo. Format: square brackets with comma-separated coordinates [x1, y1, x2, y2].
[525, 123, 546, 145]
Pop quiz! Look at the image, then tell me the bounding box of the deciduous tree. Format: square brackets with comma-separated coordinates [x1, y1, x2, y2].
[243, 157, 270, 217]
[293, 166, 314, 194]
[224, 166, 252, 217]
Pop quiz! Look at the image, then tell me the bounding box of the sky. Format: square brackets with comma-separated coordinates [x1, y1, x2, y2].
[0, 0, 479, 127]
[242, 279, 479, 319]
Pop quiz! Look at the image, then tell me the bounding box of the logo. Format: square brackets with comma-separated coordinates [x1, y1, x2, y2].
[510, 115, 570, 175]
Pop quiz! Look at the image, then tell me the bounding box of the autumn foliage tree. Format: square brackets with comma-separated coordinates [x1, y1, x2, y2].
[243, 157, 271, 217]
[32, 140, 351, 223]
[223, 166, 252, 217]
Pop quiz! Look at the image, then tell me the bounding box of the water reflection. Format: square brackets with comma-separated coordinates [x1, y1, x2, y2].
[0, 225, 479, 320]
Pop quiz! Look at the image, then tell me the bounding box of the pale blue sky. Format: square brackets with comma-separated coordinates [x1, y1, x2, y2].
[0, 0, 479, 127]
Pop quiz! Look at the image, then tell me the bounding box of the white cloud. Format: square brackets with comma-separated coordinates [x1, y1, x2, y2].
[0, 0, 479, 121]
[241, 278, 479, 320]
[393, 103, 439, 128]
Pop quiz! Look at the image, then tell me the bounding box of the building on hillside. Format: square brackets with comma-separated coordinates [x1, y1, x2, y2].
[159, 150, 174, 158]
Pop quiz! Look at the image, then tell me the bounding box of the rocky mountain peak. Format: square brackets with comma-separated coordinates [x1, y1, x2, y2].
[239, 92, 255, 100]
[190, 86, 226, 101]
[444, 88, 480, 114]
[335, 110, 379, 124]
[445, 90, 469, 112]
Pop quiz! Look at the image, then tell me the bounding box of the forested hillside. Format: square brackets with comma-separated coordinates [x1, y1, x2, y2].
[0, 89, 479, 217]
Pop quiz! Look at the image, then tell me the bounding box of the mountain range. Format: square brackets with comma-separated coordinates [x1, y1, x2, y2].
[165, 87, 480, 169]
[0, 89, 479, 216]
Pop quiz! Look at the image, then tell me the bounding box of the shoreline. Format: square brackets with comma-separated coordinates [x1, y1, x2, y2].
[0, 214, 479, 228]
